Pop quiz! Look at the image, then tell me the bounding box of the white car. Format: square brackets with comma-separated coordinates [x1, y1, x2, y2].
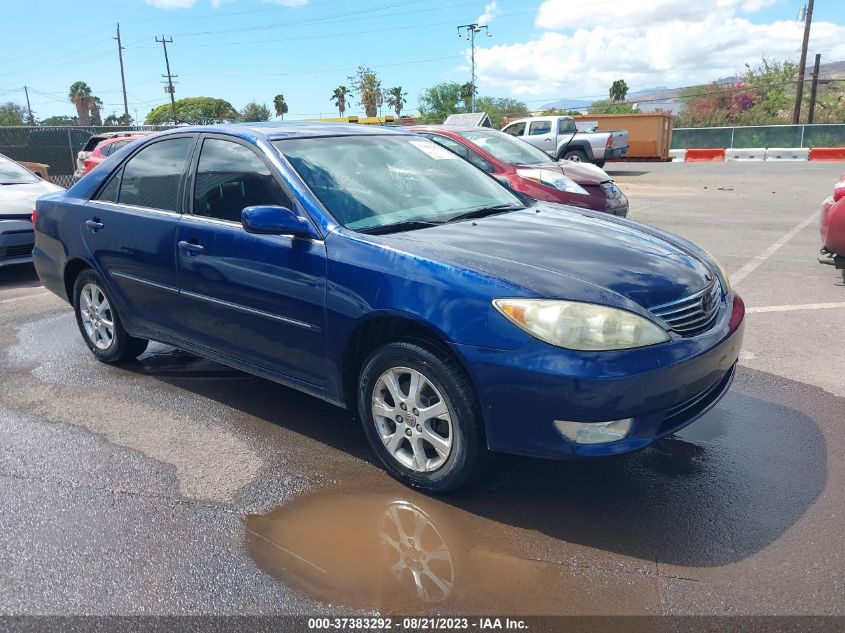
[0, 154, 63, 267]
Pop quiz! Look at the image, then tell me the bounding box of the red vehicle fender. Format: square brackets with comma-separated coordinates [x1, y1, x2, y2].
[824, 196, 845, 256]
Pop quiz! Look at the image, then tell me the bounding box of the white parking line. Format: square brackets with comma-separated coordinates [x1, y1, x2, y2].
[731, 211, 819, 286]
[0, 289, 50, 305]
[747, 302, 845, 313]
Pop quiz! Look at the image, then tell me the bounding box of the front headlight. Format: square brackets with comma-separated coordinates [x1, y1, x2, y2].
[516, 169, 589, 195]
[709, 254, 732, 295]
[493, 299, 670, 351]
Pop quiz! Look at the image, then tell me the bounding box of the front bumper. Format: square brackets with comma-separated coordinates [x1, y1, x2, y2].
[452, 294, 745, 459]
[0, 220, 35, 267]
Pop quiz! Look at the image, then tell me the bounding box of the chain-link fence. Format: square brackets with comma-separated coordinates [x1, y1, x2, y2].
[0, 125, 172, 188]
[672, 124, 845, 150]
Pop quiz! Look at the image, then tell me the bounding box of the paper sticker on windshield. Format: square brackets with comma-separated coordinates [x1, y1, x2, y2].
[409, 140, 459, 160]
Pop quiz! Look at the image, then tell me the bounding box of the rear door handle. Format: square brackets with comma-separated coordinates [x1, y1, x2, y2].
[178, 240, 204, 256]
[85, 219, 104, 232]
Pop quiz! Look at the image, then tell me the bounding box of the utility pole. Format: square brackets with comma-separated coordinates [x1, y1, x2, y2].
[792, 0, 814, 124]
[456, 23, 490, 113]
[156, 35, 178, 125]
[807, 53, 821, 124]
[23, 86, 35, 126]
[115, 23, 130, 125]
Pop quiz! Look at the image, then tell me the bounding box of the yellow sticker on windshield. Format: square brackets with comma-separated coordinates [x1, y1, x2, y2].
[409, 140, 459, 160]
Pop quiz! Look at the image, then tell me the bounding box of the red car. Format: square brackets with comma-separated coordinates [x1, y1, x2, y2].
[819, 171, 845, 282]
[407, 125, 629, 217]
[81, 135, 146, 177]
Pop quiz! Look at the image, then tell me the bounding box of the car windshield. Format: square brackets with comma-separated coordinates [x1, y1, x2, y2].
[458, 129, 555, 166]
[275, 135, 524, 232]
[0, 155, 39, 185]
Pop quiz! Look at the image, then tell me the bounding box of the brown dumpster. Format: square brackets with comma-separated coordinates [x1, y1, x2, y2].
[573, 113, 674, 161]
[19, 161, 51, 181]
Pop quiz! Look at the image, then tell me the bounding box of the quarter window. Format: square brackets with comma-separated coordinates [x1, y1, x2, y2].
[502, 122, 525, 137]
[193, 138, 292, 223]
[96, 168, 122, 203]
[529, 121, 552, 136]
[118, 137, 194, 212]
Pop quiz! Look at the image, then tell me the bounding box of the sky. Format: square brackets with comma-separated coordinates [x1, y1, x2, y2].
[1, 0, 844, 122]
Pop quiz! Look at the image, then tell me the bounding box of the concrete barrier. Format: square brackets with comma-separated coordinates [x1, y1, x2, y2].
[669, 149, 686, 162]
[766, 148, 809, 161]
[685, 148, 726, 162]
[726, 148, 766, 161]
[809, 147, 845, 161]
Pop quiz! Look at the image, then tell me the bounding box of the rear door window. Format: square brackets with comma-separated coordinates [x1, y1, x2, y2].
[192, 138, 293, 223]
[117, 137, 194, 212]
[502, 122, 525, 137]
[424, 134, 494, 173]
[529, 120, 552, 136]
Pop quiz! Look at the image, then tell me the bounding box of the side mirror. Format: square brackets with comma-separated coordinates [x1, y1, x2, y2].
[241, 205, 318, 239]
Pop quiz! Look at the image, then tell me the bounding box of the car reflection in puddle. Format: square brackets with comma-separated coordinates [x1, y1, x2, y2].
[245, 484, 660, 615]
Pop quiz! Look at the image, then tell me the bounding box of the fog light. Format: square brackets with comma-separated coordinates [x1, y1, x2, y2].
[554, 419, 633, 444]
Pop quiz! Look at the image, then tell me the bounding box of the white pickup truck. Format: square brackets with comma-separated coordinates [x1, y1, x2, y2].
[502, 116, 628, 167]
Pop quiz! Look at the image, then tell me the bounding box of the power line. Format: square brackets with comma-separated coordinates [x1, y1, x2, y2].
[456, 23, 490, 113]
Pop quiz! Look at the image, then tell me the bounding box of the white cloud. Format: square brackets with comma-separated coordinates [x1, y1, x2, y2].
[145, 0, 194, 8]
[477, 1, 500, 26]
[535, 0, 780, 30]
[262, 0, 309, 6]
[475, 12, 845, 98]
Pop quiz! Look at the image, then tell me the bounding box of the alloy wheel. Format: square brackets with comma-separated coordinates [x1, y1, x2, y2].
[79, 282, 115, 350]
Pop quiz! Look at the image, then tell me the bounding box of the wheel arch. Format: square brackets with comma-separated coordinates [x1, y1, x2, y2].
[63, 258, 93, 303]
[340, 313, 482, 423]
[557, 140, 594, 161]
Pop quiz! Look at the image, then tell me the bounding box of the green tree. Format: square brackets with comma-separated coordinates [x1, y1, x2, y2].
[609, 79, 629, 102]
[40, 115, 79, 126]
[418, 82, 463, 123]
[331, 86, 348, 117]
[460, 82, 476, 111]
[385, 86, 407, 117]
[103, 113, 131, 126]
[349, 65, 382, 117]
[273, 94, 289, 119]
[69, 81, 95, 126]
[241, 101, 271, 121]
[589, 99, 636, 114]
[0, 102, 25, 126]
[145, 97, 239, 125]
[474, 96, 530, 127]
[541, 108, 583, 116]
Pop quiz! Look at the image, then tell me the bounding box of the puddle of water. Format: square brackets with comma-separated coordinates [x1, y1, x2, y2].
[245, 485, 660, 615]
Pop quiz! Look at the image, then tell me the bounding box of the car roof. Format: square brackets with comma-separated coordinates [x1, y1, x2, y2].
[155, 122, 412, 142]
[407, 125, 500, 134]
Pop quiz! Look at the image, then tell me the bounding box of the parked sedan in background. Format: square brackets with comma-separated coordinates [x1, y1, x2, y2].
[818, 171, 845, 282]
[0, 153, 63, 267]
[72, 130, 155, 182]
[34, 123, 742, 493]
[408, 126, 628, 217]
[79, 135, 146, 178]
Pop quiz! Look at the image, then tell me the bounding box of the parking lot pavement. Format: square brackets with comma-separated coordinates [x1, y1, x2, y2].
[1, 161, 843, 616]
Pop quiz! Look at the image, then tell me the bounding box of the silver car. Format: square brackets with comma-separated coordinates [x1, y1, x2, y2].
[0, 154, 63, 267]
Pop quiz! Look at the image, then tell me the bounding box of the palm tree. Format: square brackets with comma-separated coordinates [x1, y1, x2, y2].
[385, 86, 407, 118]
[331, 86, 348, 117]
[69, 81, 93, 126]
[609, 79, 629, 103]
[90, 97, 103, 126]
[460, 82, 476, 111]
[273, 94, 289, 119]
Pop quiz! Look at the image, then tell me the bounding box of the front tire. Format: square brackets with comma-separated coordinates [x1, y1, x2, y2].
[357, 342, 486, 493]
[73, 270, 149, 364]
[561, 148, 587, 163]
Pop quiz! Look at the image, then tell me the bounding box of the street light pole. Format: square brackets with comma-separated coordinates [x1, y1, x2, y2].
[456, 23, 490, 113]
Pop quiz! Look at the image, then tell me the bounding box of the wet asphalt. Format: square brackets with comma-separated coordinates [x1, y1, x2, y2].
[0, 162, 844, 616]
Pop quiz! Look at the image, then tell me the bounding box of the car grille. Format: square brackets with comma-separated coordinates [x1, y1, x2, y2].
[650, 279, 721, 336]
[0, 244, 34, 260]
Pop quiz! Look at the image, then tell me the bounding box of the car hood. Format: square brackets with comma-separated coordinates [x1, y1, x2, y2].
[516, 161, 610, 185]
[386, 205, 714, 309]
[0, 180, 63, 217]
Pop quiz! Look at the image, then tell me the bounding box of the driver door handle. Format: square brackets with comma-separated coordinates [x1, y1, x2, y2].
[85, 219, 104, 232]
[178, 240, 204, 256]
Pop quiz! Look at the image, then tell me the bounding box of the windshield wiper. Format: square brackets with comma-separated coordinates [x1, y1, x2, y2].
[358, 220, 442, 235]
[442, 204, 524, 224]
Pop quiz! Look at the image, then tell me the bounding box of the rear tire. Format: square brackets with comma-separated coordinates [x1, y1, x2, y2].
[73, 270, 149, 364]
[357, 342, 486, 493]
[595, 160, 606, 168]
[561, 149, 587, 163]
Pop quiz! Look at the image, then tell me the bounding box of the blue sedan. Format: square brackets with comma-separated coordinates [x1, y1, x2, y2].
[33, 123, 744, 492]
